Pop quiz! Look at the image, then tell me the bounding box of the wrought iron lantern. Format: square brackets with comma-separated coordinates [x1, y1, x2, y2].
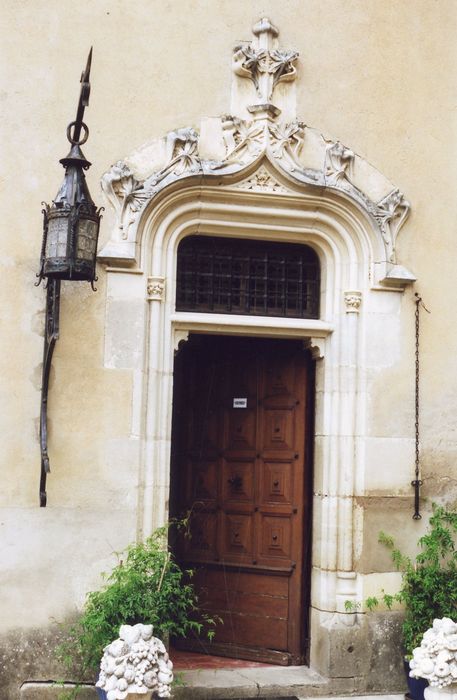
[38, 49, 100, 287]
[40, 140, 100, 283]
[37, 49, 101, 507]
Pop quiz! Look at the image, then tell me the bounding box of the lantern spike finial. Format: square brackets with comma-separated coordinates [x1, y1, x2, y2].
[71, 47, 93, 145]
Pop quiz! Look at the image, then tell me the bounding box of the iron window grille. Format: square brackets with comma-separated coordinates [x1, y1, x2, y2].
[176, 236, 320, 319]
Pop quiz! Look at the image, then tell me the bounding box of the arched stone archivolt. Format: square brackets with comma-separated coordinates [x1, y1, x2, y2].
[97, 17, 416, 658]
[100, 148, 414, 289]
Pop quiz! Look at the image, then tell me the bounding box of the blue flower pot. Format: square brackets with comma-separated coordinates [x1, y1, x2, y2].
[95, 674, 107, 700]
[404, 659, 428, 700]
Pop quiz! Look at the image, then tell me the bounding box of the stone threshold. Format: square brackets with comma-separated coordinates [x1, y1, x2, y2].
[20, 672, 406, 700]
[172, 665, 406, 699]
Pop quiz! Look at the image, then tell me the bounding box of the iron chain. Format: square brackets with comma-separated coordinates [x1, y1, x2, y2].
[412, 292, 430, 519]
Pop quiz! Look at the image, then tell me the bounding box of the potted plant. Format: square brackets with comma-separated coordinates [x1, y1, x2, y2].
[346, 504, 457, 700]
[56, 522, 217, 698]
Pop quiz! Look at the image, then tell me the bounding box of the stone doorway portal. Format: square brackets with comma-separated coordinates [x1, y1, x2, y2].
[170, 334, 314, 665]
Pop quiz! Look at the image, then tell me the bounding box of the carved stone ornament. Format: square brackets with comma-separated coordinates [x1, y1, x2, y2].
[344, 291, 362, 313]
[233, 17, 298, 105]
[409, 618, 457, 689]
[325, 141, 354, 186]
[304, 337, 325, 360]
[96, 623, 173, 699]
[98, 19, 414, 281]
[101, 161, 146, 241]
[374, 188, 411, 263]
[233, 165, 290, 193]
[173, 330, 190, 353]
[147, 276, 165, 302]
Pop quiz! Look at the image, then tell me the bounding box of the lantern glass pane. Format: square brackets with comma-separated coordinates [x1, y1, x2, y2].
[76, 219, 98, 261]
[46, 217, 68, 258]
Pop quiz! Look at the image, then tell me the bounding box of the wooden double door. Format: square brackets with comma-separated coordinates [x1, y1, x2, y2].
[170, 335, 313, 665]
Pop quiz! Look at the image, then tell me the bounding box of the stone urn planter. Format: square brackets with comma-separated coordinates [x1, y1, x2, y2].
[409, 618, 457, 700]
[96, 623, 173, 700]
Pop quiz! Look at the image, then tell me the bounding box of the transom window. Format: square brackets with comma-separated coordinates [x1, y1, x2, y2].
[176, 236, 320, 319]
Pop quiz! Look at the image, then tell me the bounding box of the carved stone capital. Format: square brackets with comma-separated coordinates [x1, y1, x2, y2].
[147, 276, 165, 302]
[344, 291, 362, 313]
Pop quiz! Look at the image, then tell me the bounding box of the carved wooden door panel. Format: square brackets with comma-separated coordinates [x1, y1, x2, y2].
[171, 335, 312, 665]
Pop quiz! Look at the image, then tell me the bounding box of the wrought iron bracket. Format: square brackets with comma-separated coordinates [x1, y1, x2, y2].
[39, 278, 61, 506]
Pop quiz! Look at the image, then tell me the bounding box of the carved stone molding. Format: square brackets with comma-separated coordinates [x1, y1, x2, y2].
[304, 337, 325, 360]
[173, 330, 190, 354]
[344, 290, 362, 313]
[98, 18, 414, 286]
[147, 276, 165, 302]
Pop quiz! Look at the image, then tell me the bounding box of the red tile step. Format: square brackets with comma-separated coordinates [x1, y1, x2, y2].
[170, 647, 273, 670]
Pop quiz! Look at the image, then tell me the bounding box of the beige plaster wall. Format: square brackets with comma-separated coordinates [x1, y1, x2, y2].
[1, 0, 457, 677]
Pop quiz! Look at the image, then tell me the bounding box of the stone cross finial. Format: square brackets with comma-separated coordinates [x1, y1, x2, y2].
[232, 18, 298, 119]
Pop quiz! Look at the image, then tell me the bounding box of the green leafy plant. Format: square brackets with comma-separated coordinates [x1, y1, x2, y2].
[57, 522, 218, 681]
[345, 504, 457, 658]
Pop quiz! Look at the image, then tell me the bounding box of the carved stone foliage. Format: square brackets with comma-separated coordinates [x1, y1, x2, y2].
[101, 162, 148, 241]
[101, 120, 410, 269]
[325, 141, 354, 186]
[374, 188, 411, 263]
[233, 166, 289, 193]
[101, 129, 201, 241]
[213, 116, 306, 171]
[232, 17, 298, 105]
[344, 291, 362, 313]
[147, 276, 165, 302]
[99, 18, 412, 278]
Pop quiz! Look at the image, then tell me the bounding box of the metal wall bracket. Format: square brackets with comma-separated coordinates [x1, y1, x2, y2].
[39, 278, 61, 507]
